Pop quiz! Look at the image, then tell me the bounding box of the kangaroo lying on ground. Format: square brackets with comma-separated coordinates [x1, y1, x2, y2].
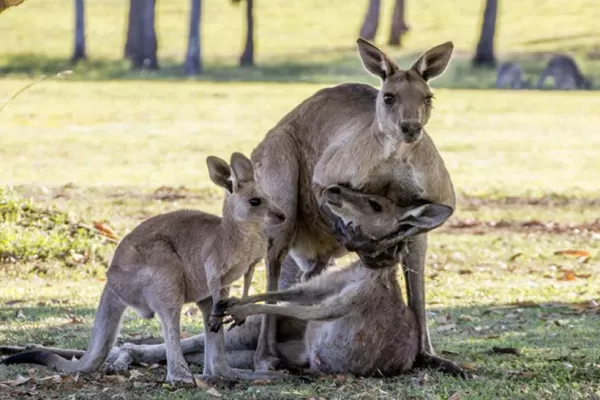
[249, 38, 459, 374]
[216, 184, 453, 376]
[2, 152, 287, 383]
[537, 54, 593, 90]
[495, 62, 531, 89]
[1, 187, 461, 378]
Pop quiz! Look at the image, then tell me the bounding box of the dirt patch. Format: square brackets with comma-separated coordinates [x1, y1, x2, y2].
[441, 218, 600, 235]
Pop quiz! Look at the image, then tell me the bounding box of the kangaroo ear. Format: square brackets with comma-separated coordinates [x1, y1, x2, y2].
[229, 152, 255, 189]
[206, 155, 233, 193]
[411, 41, 454, 82]
[357, 38, 399, 81]
[396, 202, 453, 238]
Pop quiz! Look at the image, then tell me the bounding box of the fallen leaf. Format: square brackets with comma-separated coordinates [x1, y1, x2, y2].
[492, 346, 521, 356]
[458, 269, 472, 275]
[509, 253, 523, 262]
[251, 379, 269, 385]
[509, 371, 537, 378]
[39, 374, 62, 383]
[0, 375, 30, 386]
[448, 392, 462, 400]
[15, 309, 25, 319]
[206, 388, 222, 397]
[193, 375, 211, 389]
[560, 269, 576, 281]
[554, 249, 591, 257]
[460, 363, 476, 371]
[554, 319, 569, 326]
[575, 273, 592, 279]
[65, 314, 84, 325]
[334, 374, 347, 382]
[313, 354, 321, 366]
[92, 221, 119, 241]
[128, 370, 143, 380]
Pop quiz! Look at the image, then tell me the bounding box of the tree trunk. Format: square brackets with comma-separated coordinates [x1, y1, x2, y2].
[184, 0, 202, 75]
[359, 0, 380, 41]
[124, 0, 143, 59]
[472, 0, 498, 67]
[71, 0, 86, 63]
[239, 0, 254, 67]
[388, 0, 409, 47]
[125, 0, 159, 70]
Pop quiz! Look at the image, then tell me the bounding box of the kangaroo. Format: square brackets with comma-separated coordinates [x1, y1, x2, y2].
[48, 186, 453, 377]
[2, 152, 287, 383]
[215, 185, 453, 376]
[537, 54, 593, 90]
[495, 62, 531, 89]
[249, 38, 459, 374]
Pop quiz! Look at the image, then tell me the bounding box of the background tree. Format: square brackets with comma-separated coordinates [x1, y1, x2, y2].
[472, 0, 498, 67]
[359, 0, 380, 41]
[237, 0, 254, 67]
[184, 0, 202, 75]
[124, 0, 159, 70]
[71, 0, 86, 63]
[388, 0, 409, 46]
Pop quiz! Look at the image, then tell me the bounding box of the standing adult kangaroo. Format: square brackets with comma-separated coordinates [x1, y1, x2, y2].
[250, 38, 460, 374]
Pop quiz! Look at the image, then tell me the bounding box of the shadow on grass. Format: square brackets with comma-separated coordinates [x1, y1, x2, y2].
[2, 50, 599, 90]
[0, 301, 598, 399]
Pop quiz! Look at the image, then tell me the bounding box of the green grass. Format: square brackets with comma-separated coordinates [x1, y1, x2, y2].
[1, 1, 600, 398]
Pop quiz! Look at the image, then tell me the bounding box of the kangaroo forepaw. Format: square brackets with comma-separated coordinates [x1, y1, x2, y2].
[415, 353, 470, 379]
[214, 297, 242, 316]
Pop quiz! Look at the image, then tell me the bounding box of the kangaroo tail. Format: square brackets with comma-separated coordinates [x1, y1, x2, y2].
[2, 287, 126, 373]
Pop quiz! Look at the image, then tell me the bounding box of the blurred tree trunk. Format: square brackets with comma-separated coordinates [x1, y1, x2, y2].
[184, 0, 202, 75]
[239, 0, 254, 66]
[0, 0, 26, 15]
[125, 0, 159, 70]
[359, 0, 380, 40]
[472, 0, 498, 67]
[71, 0, 86, 63]
[388, 0, 409, 47]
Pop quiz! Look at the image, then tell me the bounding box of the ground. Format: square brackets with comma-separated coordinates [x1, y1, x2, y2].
[1, 1, 600, 399]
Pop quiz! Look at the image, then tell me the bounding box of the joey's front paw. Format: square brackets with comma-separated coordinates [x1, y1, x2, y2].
[221, 304, 251, 331]
[214, 297, 242, 316]
[208, 315, 224, 333]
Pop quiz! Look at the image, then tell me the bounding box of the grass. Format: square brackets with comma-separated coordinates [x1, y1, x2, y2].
[1, 1, 600, 398]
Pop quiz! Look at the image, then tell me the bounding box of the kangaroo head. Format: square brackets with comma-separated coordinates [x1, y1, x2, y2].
[206, 152, 286, 226]
[356, 38, 453, 144]
[322, 184, 453, 240]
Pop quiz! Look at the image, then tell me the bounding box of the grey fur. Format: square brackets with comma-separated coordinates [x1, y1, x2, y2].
[496, 62, 531, 89]
[537, 54, 592, 90]
[249, 38, 457, 371]
[2, 152, 286, 383]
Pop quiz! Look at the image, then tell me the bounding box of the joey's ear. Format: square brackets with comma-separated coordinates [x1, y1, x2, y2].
[229, 152, 255, 187]
[410, 41, 454, 81]
[396, 203, 453, 238]
[206, 155, 233, 193]
[356, 38, 399, 81]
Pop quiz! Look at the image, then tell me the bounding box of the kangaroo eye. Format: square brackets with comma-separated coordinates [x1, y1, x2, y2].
[424, 96, 433, 106]
[368, 200, 383, 213]
[383, 93, 396, 105]
[249, 198, 262, 206]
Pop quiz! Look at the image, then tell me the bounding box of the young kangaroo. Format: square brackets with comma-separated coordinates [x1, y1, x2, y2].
[495, 62, 531, 89]
[537, 54, 592, 90]
[2, 152, 286, 383]
[215, 185, 453, 377]
[249, 38, 458, 373]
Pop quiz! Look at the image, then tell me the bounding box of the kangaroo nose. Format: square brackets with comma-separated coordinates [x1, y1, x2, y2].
[400, 121, 422, 136]
[272, 211, 286, 222]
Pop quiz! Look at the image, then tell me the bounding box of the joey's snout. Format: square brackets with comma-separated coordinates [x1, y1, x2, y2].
[400, 120, 423, 142]
[266, 205, 286, 225]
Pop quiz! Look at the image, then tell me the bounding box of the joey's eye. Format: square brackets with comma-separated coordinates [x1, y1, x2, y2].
[249, 198, 262, 206]
[383, 93, 396, 105]
[424, 96, 433, 106]
[368, 200, 383, 213]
